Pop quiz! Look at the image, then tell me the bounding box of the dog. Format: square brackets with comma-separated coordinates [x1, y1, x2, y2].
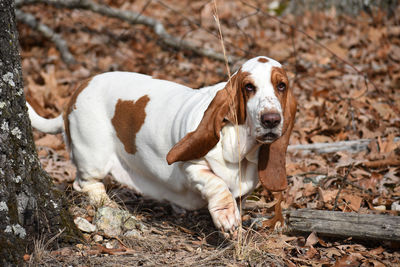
[27, 56, 297, 234]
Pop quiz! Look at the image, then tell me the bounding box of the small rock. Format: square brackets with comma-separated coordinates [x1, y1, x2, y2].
[124, 229, 141, 238]
[105, 239, 120, 249]
[94, 207, 130, 237]
[94, 207, 147, 237]
[93, 234, 103, 243]
[74, 217, 96, 233]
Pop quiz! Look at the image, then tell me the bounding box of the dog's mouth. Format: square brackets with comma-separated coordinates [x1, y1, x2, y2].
[256, 132, 279, 143]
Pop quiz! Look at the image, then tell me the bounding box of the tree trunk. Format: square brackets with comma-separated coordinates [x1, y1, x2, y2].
[0, 0, 80, 265]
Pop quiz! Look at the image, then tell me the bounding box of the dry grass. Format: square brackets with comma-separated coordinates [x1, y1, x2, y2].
[28, 229, 65, 266]
[211, 0, 251, 261]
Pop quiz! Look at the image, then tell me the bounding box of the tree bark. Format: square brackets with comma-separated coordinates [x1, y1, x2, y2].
[0, 1, 80, 265]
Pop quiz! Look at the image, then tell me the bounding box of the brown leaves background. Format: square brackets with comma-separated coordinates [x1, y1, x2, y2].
[19, 0, 399, 265]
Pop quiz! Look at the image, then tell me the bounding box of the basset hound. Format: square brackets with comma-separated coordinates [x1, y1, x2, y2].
[27, 56, 297, 234]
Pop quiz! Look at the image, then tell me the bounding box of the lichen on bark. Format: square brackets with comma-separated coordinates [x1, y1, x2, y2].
[0, 0, 80, 265]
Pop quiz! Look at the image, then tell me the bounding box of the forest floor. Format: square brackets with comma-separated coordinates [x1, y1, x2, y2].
[18, 0, 400, 266]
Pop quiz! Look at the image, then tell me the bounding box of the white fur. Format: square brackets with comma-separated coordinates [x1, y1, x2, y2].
[27, 105, 63, 134]
[242, 57, 284, 141]
[27, 56, 284, 232]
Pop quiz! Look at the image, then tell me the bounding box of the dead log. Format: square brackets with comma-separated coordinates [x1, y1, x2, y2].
[284, 209, 400, 242]
[287, 137, 400, 154]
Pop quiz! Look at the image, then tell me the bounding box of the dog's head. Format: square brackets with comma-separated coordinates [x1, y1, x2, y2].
[167, 56, 297, 192]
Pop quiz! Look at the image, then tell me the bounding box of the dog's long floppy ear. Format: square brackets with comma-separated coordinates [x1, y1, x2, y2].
[258, 89, 297, 191]
[166, 88, 230, 164]
[166, 72, 247, 165]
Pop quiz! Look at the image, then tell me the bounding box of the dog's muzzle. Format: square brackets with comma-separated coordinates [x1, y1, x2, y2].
[256, 112, 282, 143]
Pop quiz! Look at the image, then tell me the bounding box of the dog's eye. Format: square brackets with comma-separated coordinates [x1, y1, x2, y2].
[244, 83, 256, 92]
[277, 82, 286, 92]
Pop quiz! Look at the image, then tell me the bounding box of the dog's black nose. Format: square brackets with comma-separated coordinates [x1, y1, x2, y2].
[261, 113, 281, 129]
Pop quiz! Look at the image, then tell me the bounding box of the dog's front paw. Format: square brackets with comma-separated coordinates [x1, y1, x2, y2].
[209, 194, 241, 236]
[76, 181, 118, 208]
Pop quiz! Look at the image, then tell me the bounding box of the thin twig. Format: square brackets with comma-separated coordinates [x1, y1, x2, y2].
[318, 174, 374, 195]
[290, 26, 299, 84]
[16, 0, 236, 63]
[15, 9, 76, 65]
[212, 0, 244, 249]
[196, 243, 234, 264]
[343, 179, 373, 195]
[333, 164, 354, 210]
[297, 171, 326, 177]
[155, 0, 249, 59]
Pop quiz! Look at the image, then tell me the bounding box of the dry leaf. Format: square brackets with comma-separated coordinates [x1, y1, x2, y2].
[342, 193, 363, 211]
[304, 182, 317, 197]
[311, 135, 333, 143]
[305, 231, 319, 247]
[35, 134, 64, 150]
[305, 246, 318, 259]
[334, 255, 360, 267]
[319, 188, 339, 203]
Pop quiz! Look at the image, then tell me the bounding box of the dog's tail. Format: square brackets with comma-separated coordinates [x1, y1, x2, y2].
[27, 102, 63, 134]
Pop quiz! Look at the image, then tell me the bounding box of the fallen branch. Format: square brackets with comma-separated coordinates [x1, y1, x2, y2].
[287, 137, 400, 154]
[283, 209, 400, 242]
[363, 157, 400, 168]
[16, 0, 237, 63]
[15, 9, 76, 65]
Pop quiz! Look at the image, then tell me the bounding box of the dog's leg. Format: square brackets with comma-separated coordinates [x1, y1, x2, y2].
[73, 173, 117, 207]
[67, 113, 117, 207]
[183, 163, 240, 235]
[73, 176, 115, 207]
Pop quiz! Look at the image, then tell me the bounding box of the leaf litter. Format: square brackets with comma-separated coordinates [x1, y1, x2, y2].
[20, 0, 400, 266]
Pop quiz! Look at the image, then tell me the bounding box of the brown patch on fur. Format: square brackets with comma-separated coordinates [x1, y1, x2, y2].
[271, 67, 289, 91]
[258, 67, 297, 192]
[63, 77, 92, 146]
[257, 57, 269, 63]
[111, 95, 150, 154]
[270, 67, 289, 89]
[270, 66, 290, 114]
[166, 70, 252, 164]
[225, 70, 254, 125]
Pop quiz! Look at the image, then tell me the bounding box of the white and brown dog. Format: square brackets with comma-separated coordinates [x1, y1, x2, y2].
[27, 56, 297, 234]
